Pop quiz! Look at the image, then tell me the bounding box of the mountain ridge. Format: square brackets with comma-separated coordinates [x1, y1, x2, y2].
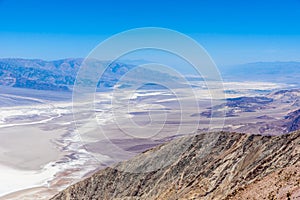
[1, 59, 300, 91]
[0, 58, 178, 91]
[51, 131, 300, 200]
[220, 61, 300, 85]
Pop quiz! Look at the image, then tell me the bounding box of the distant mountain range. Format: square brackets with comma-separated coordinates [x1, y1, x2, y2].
[0, 58, 175, 91]
[0, 58, 83, 91]
[220, 61, 300, 85]
[1, 59, 300, 91]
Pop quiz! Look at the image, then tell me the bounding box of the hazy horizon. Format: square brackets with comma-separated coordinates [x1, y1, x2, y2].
[1, 0, 300, 66]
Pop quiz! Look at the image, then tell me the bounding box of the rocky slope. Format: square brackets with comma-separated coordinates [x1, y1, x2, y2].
[51, 131, 300, 200]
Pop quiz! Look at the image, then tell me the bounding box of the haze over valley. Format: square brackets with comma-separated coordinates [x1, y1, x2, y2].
[1, 1, 300, 199]
[0, 58, 300, 199]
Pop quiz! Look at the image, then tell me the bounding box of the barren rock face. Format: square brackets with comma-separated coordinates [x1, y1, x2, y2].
[51, 131, 300, 200]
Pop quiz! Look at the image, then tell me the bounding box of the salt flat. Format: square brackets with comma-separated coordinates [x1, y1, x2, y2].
[0, 81, 294, 199]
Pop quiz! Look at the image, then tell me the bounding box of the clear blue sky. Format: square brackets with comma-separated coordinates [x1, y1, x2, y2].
[1, 0, 300, 66]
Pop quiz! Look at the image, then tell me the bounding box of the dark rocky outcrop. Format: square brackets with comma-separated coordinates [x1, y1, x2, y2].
[51, 131, 300, 200]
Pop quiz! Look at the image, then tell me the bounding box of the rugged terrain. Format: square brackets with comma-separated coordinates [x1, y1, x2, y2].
[0, 58, 143, 91]
[51, 131, 300, 200]
[202, 89, 300, 135]
[0, 58, 174, 91]
[2, 59, 300, 91]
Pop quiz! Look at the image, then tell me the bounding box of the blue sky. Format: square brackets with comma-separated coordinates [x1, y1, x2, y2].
[0, 0, 300, 66]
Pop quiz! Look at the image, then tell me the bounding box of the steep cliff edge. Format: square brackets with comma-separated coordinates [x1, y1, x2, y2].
[52, 131, 300, 200]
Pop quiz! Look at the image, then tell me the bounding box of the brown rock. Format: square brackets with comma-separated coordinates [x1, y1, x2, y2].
[51, 131, 300, 200]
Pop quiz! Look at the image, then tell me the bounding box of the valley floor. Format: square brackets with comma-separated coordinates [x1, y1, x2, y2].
[0, 81, 299, 199]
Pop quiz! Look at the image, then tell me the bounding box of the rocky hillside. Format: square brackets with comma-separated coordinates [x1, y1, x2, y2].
[51, 131, 300, 200]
